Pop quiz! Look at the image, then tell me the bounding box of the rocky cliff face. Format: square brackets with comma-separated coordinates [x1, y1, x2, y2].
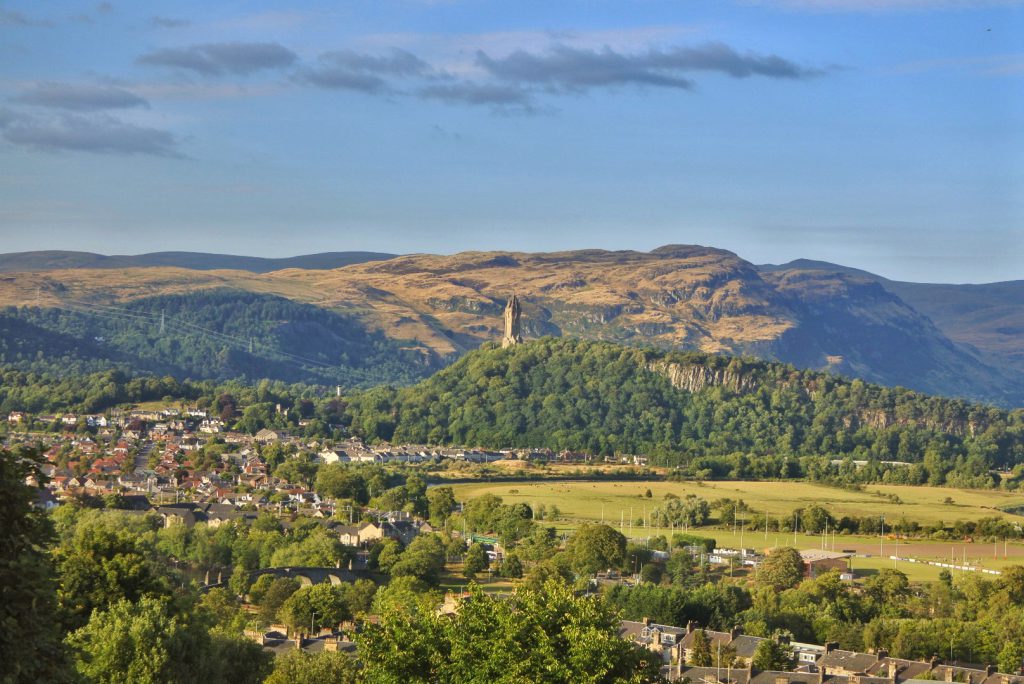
[648, 360, 759, 394]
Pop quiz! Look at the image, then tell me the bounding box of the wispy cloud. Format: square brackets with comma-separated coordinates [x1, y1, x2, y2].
[296, 48, 432, 92]
[151, 16, 191, 29]
[293, 40, 826, 112]
[137, 42, 298, 76]
[0, 9, 55, 27]
[476, 43, 824, 92]
[418, 82, 537, 111]
[15, 82, 149, 111]
[0, 109, 180, 157]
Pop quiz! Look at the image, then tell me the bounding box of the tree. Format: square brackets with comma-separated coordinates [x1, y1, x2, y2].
[66, 596, 270, 684]
[689, 629, 712, 666]
[257, 577, 301, 626]
[66, 597, 207, 684]
[464, 543, 489, 578]
[427, 486, 456, 527]
[342, 578, 377, 616]
[500, 553, 524, 579]
[264, 650, 362, 684]
[357, 581, 662, 683]
[565, 523, 627, 575]
[756, 547, 804, 592]
[389, 534, 447, 585]
[0, 447, 75, 683]
[752, 639, 793, 671]
[279, 584, 349, 634]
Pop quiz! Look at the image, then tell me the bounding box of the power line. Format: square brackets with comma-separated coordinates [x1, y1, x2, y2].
[46, 297, 341, 372]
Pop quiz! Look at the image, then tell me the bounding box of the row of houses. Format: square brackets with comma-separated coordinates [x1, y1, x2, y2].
[619, 619, 1023, 683]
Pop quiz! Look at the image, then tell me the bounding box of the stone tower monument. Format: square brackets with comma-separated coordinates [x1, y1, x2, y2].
[502, 294, 523, 348]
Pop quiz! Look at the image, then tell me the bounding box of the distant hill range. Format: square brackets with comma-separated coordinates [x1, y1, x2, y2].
[760, 259, 1024, 379]
[0, 250, 396, 273]
[0, 246, 1019, 407]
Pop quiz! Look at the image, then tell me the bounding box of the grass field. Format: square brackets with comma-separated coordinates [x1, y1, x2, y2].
[448, 479, 1024, 581]
[448, 479, 1024, 528]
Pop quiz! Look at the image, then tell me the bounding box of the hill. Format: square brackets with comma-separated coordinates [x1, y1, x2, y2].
[346, 338, 1024, 479]
[0, 245, 1019, 406]
[761, 259, 1024, 375]
[0, 290, 440, 387]
[0, 250, 395, 273]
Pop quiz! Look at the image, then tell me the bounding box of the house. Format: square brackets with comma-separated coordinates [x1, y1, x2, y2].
[7, 411, 25, 424]
[355, 522, 385, 546]
[255, 428, 285, 444]
[817, 644, 886, 676]
[677, 624, 771, 668]
[336, 525, 362, 546]
[318, 448, 348, 464]
[799, 550, 853, 578]
[620, 618, 688, 664]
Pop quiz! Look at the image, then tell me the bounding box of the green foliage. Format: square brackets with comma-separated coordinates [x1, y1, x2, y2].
[752, 639, 794, 671]
[54, 509, 172, 631]
[388, 533, 447, 585]
[464, 543, 489, 578]
[257, 577, 301, 626]
[264, 650, 362, 684]
[279, 584, 349, 634]
[756, 548, 805, 592]
[0, 290, 435, 387]
[357, 581, 662, 683]
[0, 447, 75, 684]
[269, 526, 350, 568]
[565, 523, 627, 576]
[689, 629, 712, 666]
[427, 486, 457, 527]
[344, 338, 1024, 473]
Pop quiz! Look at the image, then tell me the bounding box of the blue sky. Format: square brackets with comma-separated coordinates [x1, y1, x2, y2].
[0, 0, 1021, 282]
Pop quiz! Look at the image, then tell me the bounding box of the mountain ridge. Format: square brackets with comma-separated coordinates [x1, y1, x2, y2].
[0, 250, 396, 273]
[0, 245, 1019, 407]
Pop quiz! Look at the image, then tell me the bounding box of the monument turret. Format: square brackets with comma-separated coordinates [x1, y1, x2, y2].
[502, 294, 523, 348]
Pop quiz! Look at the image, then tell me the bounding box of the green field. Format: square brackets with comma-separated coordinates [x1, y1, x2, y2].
[448, 479, 1024, 527]
[449, 479, 1024, 581]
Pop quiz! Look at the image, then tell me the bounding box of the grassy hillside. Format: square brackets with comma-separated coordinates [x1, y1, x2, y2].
[346, 338, 1024, 473]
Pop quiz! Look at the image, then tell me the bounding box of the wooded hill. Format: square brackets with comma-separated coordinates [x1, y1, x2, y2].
[345, 338, 1024, 474]
[0, 290, 439, 387]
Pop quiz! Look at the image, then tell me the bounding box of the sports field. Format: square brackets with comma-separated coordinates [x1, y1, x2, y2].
[448, 479, 1024, 581]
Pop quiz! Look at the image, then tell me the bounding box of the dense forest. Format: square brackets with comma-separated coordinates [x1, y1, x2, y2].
[345, 338, 1024, 475]
[0, 289, 438, 387]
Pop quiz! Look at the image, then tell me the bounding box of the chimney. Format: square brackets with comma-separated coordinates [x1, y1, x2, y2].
[730, 625, 742, 640]
[819, 666, 828, 684]
[945, 668, 954, 683]
[878, 650, 889, 661]
[294, 635, 303, 650]
[984, 666, 995, 677]
[826, 642, 839, 654]
[888, 661, 899, 681]
[642, 616, 650, 626]
[775, 634, 791, 646]
[931, 657, 942, 670]
[687, 620, 697, 635]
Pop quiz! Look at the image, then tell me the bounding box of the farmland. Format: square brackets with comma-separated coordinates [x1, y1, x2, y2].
[448, 478, 1024, 581]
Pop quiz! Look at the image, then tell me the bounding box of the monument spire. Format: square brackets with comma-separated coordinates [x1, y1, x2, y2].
[502, 293, 523, 348]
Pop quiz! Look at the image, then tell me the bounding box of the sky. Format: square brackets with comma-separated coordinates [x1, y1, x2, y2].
[0, 1, 1021, 283]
